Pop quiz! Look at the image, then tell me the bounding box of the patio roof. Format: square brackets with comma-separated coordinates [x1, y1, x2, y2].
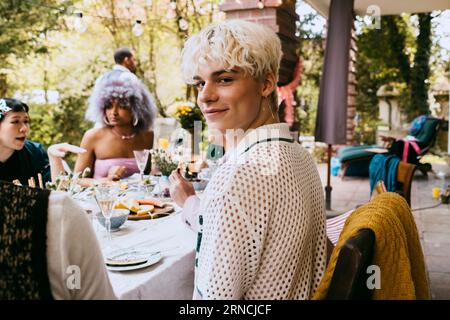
[304, 0, 450, 18]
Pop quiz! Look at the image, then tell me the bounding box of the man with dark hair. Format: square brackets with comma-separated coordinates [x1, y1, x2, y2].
[113, 47, 137, 74]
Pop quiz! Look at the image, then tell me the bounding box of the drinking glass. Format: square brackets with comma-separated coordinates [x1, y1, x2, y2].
[133, 149, 151, 190]
[94, 183, 119, 241]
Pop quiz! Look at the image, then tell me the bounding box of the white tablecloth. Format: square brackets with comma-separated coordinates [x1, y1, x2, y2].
[83, 200, 197, 300]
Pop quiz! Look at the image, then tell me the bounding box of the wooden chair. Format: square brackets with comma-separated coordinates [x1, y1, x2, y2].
[396, 161, 416, 206]
[324, 162, 416, 299]
[325, 229, 375, 300]
[368, 160, 416, 206]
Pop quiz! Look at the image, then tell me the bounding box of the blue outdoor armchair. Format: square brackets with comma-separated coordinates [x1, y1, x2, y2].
[337, 117, 442, 178]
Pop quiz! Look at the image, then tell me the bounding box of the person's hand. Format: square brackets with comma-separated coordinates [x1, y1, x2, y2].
[48, 143, 86, 158]
[169, 169, 196, 207]
[107, 166, 126, 181]
[48, 143, 87, 176]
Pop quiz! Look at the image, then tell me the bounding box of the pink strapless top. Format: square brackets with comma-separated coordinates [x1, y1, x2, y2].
[93, 158, 139, 179]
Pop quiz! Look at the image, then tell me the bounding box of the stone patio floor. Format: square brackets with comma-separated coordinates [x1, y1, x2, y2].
[316, 163, 450, 300]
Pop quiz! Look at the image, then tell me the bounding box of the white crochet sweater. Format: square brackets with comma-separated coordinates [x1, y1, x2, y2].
[183, 123, 327, 300]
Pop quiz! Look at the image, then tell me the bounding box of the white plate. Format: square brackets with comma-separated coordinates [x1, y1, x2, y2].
[106, 252, 162, 272]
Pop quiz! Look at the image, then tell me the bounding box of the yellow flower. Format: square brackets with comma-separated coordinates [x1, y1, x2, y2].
[167, 101, 196, 118]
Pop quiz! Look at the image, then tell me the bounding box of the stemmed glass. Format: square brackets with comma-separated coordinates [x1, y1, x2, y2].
[94, 182, 119, 241]
[133, 149, 151, 191]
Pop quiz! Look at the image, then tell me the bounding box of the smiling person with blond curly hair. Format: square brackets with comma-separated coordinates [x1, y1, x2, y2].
[169, 20, 327, 300]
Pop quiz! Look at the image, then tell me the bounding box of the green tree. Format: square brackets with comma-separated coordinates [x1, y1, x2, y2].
[295, 9, 325, 136]
[354, 13, 434, 144]
[0, 0, 73, 95]
[89, 0, 220, 116]
[410, 13, 432, 118]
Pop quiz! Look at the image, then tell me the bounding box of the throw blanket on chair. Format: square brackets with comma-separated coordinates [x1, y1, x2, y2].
[369, 154, 400, 194]
[0, 181, 53, 299]
[313, 192, 430, 300]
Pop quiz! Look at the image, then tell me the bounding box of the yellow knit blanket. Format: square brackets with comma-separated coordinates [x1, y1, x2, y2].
[313, 192, 430, 300]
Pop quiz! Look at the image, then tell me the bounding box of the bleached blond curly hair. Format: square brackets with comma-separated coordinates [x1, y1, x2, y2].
[181, 19, 282, 109]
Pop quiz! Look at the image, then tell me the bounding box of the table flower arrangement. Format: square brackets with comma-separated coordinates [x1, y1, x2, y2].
[45, 170, 93, 199]
[167, 100, 204, 130]
[167, 100, 205, 159]
[150, 149, 178, 177]
[150, 149, 179, 197]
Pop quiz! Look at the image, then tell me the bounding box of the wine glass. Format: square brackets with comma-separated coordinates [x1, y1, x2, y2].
[94, 183, 119, 241]
[133, 149, 150, 190]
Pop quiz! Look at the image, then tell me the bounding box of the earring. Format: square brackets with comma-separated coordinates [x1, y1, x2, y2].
[133, 117, 138, 127]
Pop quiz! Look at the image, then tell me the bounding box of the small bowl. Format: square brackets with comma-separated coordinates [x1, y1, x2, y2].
[96, 209, 129, 230]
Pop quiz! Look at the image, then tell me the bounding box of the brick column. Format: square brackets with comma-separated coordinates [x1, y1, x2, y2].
[346, 25, 357, 145]
[219, 0, 299, 86]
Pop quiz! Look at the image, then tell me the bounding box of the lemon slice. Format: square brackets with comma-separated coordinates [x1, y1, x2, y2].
[115, 200, 129, 210]
[137, 205, 154, 216]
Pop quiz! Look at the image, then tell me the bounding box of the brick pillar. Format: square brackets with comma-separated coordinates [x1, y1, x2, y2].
[219, 0, 299, 86]
[346, 25, 357, 145]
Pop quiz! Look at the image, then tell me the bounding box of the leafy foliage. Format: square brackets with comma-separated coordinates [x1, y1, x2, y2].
[0, 0, 73, 63]
[295, 8, 325, 136]
[410, 14, 432, 118]
[2, 0, 219, 155]
[354, 13, 434, 144]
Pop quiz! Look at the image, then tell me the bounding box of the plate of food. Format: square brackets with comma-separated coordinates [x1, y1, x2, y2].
[114, 198, 175, 220]
[105, 251, 162, 271]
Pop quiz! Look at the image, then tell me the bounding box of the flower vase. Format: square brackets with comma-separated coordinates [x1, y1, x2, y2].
[158, 175, 171, 198]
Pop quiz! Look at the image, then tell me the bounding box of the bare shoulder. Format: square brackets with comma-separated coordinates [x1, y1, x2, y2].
[83, 127, 106, 140]
[81, 127, 107, 146]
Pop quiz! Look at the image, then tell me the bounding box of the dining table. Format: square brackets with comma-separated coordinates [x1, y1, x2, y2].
[78, 192, 197, 300]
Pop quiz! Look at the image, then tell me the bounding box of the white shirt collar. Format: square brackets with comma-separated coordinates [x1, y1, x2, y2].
[112, 64, 131, 73]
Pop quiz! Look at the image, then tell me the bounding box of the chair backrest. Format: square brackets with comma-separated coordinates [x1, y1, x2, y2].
[414, 117, 442, 152]
[0, 182, 53, 299]
[396, 161, 416, 206]
[369, 160, 416, 206]
[325, 229, 375, 300]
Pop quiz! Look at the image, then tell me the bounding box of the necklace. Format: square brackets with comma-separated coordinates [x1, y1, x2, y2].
[111, 127, 136, 140]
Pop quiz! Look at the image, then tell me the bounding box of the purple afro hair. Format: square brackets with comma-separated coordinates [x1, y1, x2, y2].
[86, 70, 157, 131]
